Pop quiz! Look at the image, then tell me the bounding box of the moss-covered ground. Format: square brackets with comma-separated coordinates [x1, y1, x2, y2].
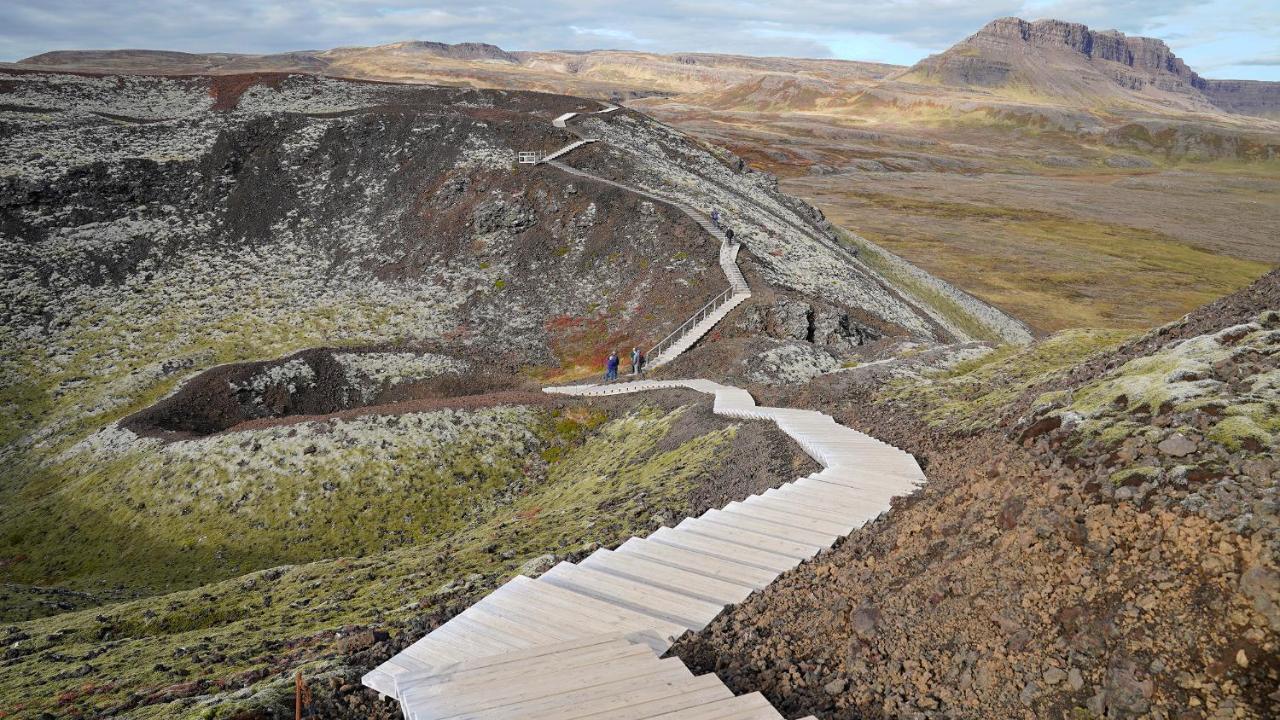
[880, 328, 1135, 432]
[0, 402, 742, 718]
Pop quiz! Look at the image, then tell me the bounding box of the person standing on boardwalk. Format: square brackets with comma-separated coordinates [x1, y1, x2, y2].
[724, 227, 735, 243]
[631, 346, 645, 376]
[605, 351, 619, 381]
[711, 208, 721, 229]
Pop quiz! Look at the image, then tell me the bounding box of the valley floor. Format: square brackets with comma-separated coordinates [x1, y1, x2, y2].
[643, 107, 1279, 334]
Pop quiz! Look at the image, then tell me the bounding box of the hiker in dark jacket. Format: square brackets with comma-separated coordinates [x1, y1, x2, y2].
[724, 227, 735, 243]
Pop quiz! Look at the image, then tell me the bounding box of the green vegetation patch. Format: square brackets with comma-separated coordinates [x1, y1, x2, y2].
[838, 229, 1007, 343]
[0, 403, 739, 718]
[1053, 322, 1280, 452]
[882, 328, 1134, 431]
[0, 406, 547, 597]
[831, 192, 1271, 333]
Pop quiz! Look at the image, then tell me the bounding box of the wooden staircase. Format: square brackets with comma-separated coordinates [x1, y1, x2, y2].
[363, 379, 924, 719]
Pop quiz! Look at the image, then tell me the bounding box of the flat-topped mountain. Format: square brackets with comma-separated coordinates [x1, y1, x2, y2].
[903, 17, 1221, 112]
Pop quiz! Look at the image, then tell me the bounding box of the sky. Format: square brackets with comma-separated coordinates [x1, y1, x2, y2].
[1, 0, 1277, 80]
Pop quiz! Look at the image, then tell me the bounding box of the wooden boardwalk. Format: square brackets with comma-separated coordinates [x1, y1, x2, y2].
[363, 379, 924, 719]
[360, 100, 924, 719]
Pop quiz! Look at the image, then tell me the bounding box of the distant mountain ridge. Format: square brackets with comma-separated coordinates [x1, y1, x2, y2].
[11, 19, 1280, 119]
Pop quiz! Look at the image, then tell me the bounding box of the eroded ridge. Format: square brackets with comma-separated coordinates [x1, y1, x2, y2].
[363, 379, 924, 719]
[541, 102, 752, 368]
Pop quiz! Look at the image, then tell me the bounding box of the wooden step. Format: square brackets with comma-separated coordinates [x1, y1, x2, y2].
[580, 549, 755, 605]
[650, 527, 798, 573]
[539, 562, 725, 629]
[615, 537, 778, 589]
[675, 517, 822, 560]
[398, 636, 649, 696]
[457, 667, 729, 720]
[697, 508, 839, 546]
[723, 500, 853, 535]
[403, 653, 685, 718]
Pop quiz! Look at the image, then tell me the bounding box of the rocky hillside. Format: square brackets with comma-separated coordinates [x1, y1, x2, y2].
[899, 16, 1280, 122]
[672, 270, 1280, 719]
[1205, 79, 1280, 120]
[0, 68, 985, 482]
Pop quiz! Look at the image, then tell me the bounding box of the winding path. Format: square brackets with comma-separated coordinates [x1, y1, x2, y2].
[360, 103, 926, 720]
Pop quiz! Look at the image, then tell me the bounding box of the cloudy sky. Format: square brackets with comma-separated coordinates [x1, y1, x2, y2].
[2, 0, 1277, 80]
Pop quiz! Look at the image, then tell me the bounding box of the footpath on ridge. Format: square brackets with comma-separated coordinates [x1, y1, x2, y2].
[361, 102, 928, 720]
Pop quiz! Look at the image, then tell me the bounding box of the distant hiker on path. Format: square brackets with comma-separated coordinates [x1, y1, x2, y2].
[605, 351, 619, 381]
[711, 208, 721, 229]
[724, 227, 735, 243]
[631, 347, 645, 376]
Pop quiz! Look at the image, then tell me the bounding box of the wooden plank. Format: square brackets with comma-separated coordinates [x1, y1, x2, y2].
[437, 613, 529, 653]
[676, 517, 821, 560]
[650, 527, 798, 573]
[454, 661, 721, 720]
[567, 679, 733, 720]
[477, 585, 643, 641]
[408, 632, 623, 680]
[403, 652, 683, 718]
[793, 477, 897, 507]
[502, 575, 689, 642]
[740, 494, 859, 526]
[759, 487, 865, 519]
[616, 537, 777, 589]
[723, 500, 852, 535]
[458, 603, 571, 646]
[697, 508, 838, 546]
[539, 563, 724, 629]
[581, 549, 755, 605]
[775, 482, 887, 512]
[637, 692, 779, 719]
[464, 597, 585, 643]
[398, 639, 650, 697]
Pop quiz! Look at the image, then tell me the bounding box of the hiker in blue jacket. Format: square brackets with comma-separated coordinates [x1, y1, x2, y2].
[605, 351, 619, 381]
[711, 208, 721, 228]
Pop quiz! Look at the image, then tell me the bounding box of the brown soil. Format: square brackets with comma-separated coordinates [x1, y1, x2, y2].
[207, 72, 290, 111]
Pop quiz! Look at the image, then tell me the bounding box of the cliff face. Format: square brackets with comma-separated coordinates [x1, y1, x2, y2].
[1204, 79, 1280, 119]
[906, 17, 1218, 111]
[974, 18, 1205, 87]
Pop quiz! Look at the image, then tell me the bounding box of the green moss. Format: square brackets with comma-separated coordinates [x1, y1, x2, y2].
[1109, 465, 1159, 486]
[0, 403, 740, 717]
[493, 278, 506, 290]
[1, 406, 549, 597]
[1208, 414, 1273, 452]
[883, 328, 1133, 431]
